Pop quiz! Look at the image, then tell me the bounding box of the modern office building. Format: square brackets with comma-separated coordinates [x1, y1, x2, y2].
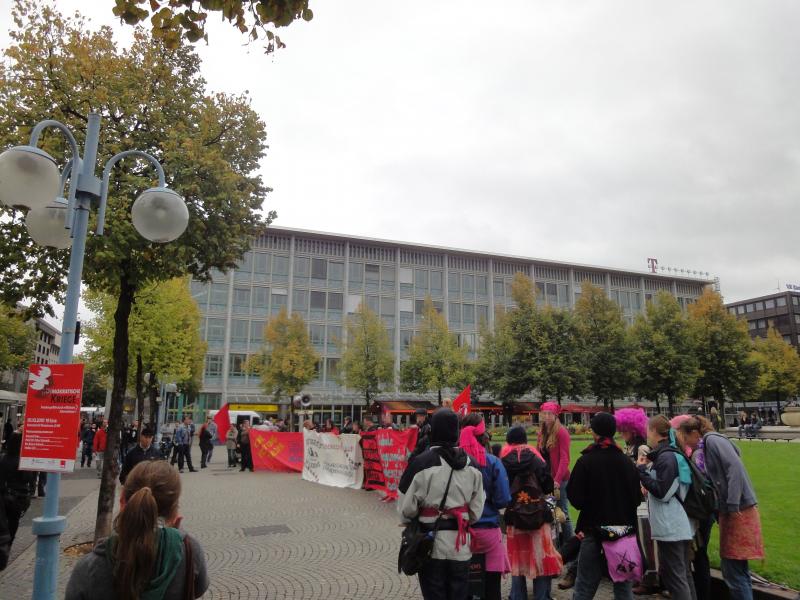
[726, 289, 800, 348]
[190, 227, 712, 426]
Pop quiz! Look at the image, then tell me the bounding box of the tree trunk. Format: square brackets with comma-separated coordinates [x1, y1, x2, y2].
[437, 388, 442, 406]
[655, 396, 661, 414]
[288, 396, 294, 432]
[135, 352, 145, 435]
[148, 370, 159, 430]
[776, 389, 781, 423]
[94, 274, 134, 542]
[667, 394, 675, 418]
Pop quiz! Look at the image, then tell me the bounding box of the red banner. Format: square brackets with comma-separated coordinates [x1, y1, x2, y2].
[361, 428, 418, 500]
[250, 430, 304, 472]
[20, 363, 84, 472]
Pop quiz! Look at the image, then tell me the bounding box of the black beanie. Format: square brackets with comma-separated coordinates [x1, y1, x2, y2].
[506, 425, 528, 445]
[590, 412, 616, 439]
[430, 408, 459, 447]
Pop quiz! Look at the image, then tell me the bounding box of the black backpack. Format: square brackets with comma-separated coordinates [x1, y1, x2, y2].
[666, 447, 718, 521]
[505, 471, 552, 530]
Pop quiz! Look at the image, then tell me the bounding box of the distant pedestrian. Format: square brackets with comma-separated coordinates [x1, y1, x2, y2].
[409, 408, 432, 460]
[226, 424, 238, 468]
[503, 425, 562, 600]
[199, 422, 213, 469]
[94, 421, 108, 479]
[380, 413, 398, 430]
[1, 419, 12, 450]
[0, 433, 36, 571]
[567, 412, 641, 600]
[237, 421, 253, 472]
[351, 420, 362, 434]
[322, 418, 339, 435]
[708, 406, 723, 431]
[66, 460, 209, 600]
[340, 416, 354, 434]
[459, 413, 511, 600]
[362, 416, 378, 432]
[175, 417, 197, 473]
[206, 418, 218, 464]
[119, 427, 161, 485]
[677, 416, 764, 600]
[398, 408, 485, 600]
[80, 423, 96, 468]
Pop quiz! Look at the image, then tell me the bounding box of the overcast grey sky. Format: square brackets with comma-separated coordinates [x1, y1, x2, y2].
[3, 0, 800, 308]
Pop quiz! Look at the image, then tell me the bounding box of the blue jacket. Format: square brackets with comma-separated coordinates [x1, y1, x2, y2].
[473, 453, 511, 528]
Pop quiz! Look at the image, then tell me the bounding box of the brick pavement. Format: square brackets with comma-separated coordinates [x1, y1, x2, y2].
[0, 446, 634, 599]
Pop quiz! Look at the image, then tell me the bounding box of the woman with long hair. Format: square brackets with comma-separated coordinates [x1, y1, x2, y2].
[503, 426, 563, 600]
[458, 413, 511, 600]
[537, 402, 574, 591]
[677, 415, 763, 600]
[66, 460, 208, 600]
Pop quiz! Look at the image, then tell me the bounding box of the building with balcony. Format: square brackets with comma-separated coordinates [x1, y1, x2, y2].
[190, 227, 711, 426]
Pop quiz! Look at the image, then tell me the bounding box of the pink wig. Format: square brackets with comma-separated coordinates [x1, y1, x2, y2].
[614, 408, 647, 440]
[670, 414, 691, 429]
[540, 401, 560, 415]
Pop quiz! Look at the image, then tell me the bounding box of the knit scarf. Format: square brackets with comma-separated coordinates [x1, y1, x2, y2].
[107, 527, 184, 600]
[582, 436, 620, 454]
[459, 420, 487, 467]
[669, 429, 693, 485]
[499, 443, 545, 462]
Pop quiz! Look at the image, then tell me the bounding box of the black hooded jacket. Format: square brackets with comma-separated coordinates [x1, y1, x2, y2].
[501, 445, 554, 495]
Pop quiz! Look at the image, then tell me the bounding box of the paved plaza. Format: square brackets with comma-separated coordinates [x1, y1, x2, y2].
[0, 447, 631, 599]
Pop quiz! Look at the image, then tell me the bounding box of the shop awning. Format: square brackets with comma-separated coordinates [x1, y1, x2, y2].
[378, 400, 438, 414]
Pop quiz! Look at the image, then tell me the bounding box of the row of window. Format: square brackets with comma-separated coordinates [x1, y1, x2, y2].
[748, 314, 800, 331]
[730, 296, 792, 315]
[205, 354, 342, 389]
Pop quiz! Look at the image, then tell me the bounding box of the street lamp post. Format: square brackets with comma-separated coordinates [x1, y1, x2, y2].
[0, 113, 188, 599]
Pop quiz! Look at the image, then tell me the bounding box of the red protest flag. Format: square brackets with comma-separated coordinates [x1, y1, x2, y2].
[452, 385, 471, 417]
[213, 403, 230, 443]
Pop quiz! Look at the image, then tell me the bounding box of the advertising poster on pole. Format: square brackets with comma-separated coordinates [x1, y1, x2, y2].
[20, 364, 85, 472]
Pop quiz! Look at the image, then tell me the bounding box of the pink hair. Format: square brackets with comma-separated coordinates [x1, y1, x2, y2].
[614, 408, 647, 440]
[540, 401, 560, 415]
[670, 414, 691, 429]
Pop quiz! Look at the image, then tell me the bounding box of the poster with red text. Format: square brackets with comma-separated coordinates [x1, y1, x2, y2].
[20, 364, 84, 473]
[250, 430, 304, 472]
[363, 429, 417, 501]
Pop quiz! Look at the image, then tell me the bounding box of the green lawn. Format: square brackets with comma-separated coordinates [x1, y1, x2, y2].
[491, 433, 799, 588]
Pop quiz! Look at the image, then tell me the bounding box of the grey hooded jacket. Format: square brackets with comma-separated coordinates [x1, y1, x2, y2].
[703, 432, 757, 514]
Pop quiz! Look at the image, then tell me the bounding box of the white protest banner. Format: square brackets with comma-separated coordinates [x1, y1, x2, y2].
[302, 430, 364, 489]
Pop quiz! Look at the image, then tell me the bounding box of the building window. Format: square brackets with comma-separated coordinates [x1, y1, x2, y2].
[309, 324, 325, 347]
[476, 304, 489, 324]
[252, 287, 269, 315]
[728, 307, 736, 315]
[448, 272, 460, 298]
[233, 287, 251, 313]
[400, 267, 413, 296]
[210, 283, 228, 311]
[401, 330, 413, 354]
[764, 299, 775, 310]
[231, 319, 249, 346]
[783, 334, 793, 344]
[311, 258, 327, 285]
[463, 303, 475, 325]
[777, 296, 787, 307]
[204, 355, 223, 378]
[546, 282, 558, 306]
[294, 256, 310, 285]
[793, 296, 800, 307]
[748, 320, 757, 331]
[328, 292, 343, 321]
[190, 281, 208, 304]
[462, 274, 475, 300]
[328, 261, 344, 290]
[293, 289, 309, 315]
[381, 265, 396, 292]
[235, 253, 253, 282]
[310, 290, 326, 320]
[206, 318, 226, 343]
[414, 299, 426, 323]
[414, 269, 429, 294]
[494, 278, 504, 298]
[535, 281, 546, 305]
[558, 283, 570, 307]
[253, 253, 270, 280]
[229, 354, 247, 377]
[449, 302, 461, 327]
[327, 325, 342, 351]
[272, 255, 289, 282]
[270, 290, 287, 314]
[326, 358, 340, 387]
[381, 297, 396, 327]
[476, 276, 488, 301]
[365, 264, 380, 292]
[430, 271, 443, 296]
[737, 305, 746, 314]
[349, 262, 364, 291]
[250, 321, 264, 346]
[366, 295, 379, 314]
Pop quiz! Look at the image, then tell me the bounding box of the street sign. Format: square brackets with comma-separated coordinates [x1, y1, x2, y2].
[20, 363, 84, 472]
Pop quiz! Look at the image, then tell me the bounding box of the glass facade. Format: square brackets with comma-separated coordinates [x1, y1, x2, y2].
[192, 229, 709, 410]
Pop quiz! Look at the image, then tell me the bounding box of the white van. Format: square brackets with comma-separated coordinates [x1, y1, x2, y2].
[207, 409, 262, 428]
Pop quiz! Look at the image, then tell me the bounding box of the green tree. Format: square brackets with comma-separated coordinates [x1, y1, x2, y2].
[339, 304, 395, 403]
[0, 304, 35, 373]
[574, 282, 633, 409]
[0, 2, 272, 540]
[536, 306, 589, 405]
[751, 327, 800, 416]
[400, 297, 470, 405]
[249, 308, 318, 429]
[629, 291, 698, 416]
[82, 278, 206, 427]
[75, 355, 110, 407]
[688, 290, 758, 416]
[475, 310, 521, 424]
[111, 0, 313, 51]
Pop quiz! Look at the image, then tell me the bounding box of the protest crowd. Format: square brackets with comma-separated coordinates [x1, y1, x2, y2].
[0, 394, 764, 600]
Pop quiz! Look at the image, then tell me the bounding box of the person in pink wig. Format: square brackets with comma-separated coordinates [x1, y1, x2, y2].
[614, 408, 649, 463]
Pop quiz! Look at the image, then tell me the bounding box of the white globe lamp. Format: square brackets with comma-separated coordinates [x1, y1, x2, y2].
[25, 197, 71, 249]
[130, 187, 189, 243]
[0, 146, 61, 211]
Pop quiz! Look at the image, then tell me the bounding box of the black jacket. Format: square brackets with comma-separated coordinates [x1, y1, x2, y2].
[638, 440, 680, 500]
[119, 444, 161, 484]
[567, 441, 641, 533]
[80, 429, 95, 449]
[409, 420, 432, 460]
[501, 445, 554, 494]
